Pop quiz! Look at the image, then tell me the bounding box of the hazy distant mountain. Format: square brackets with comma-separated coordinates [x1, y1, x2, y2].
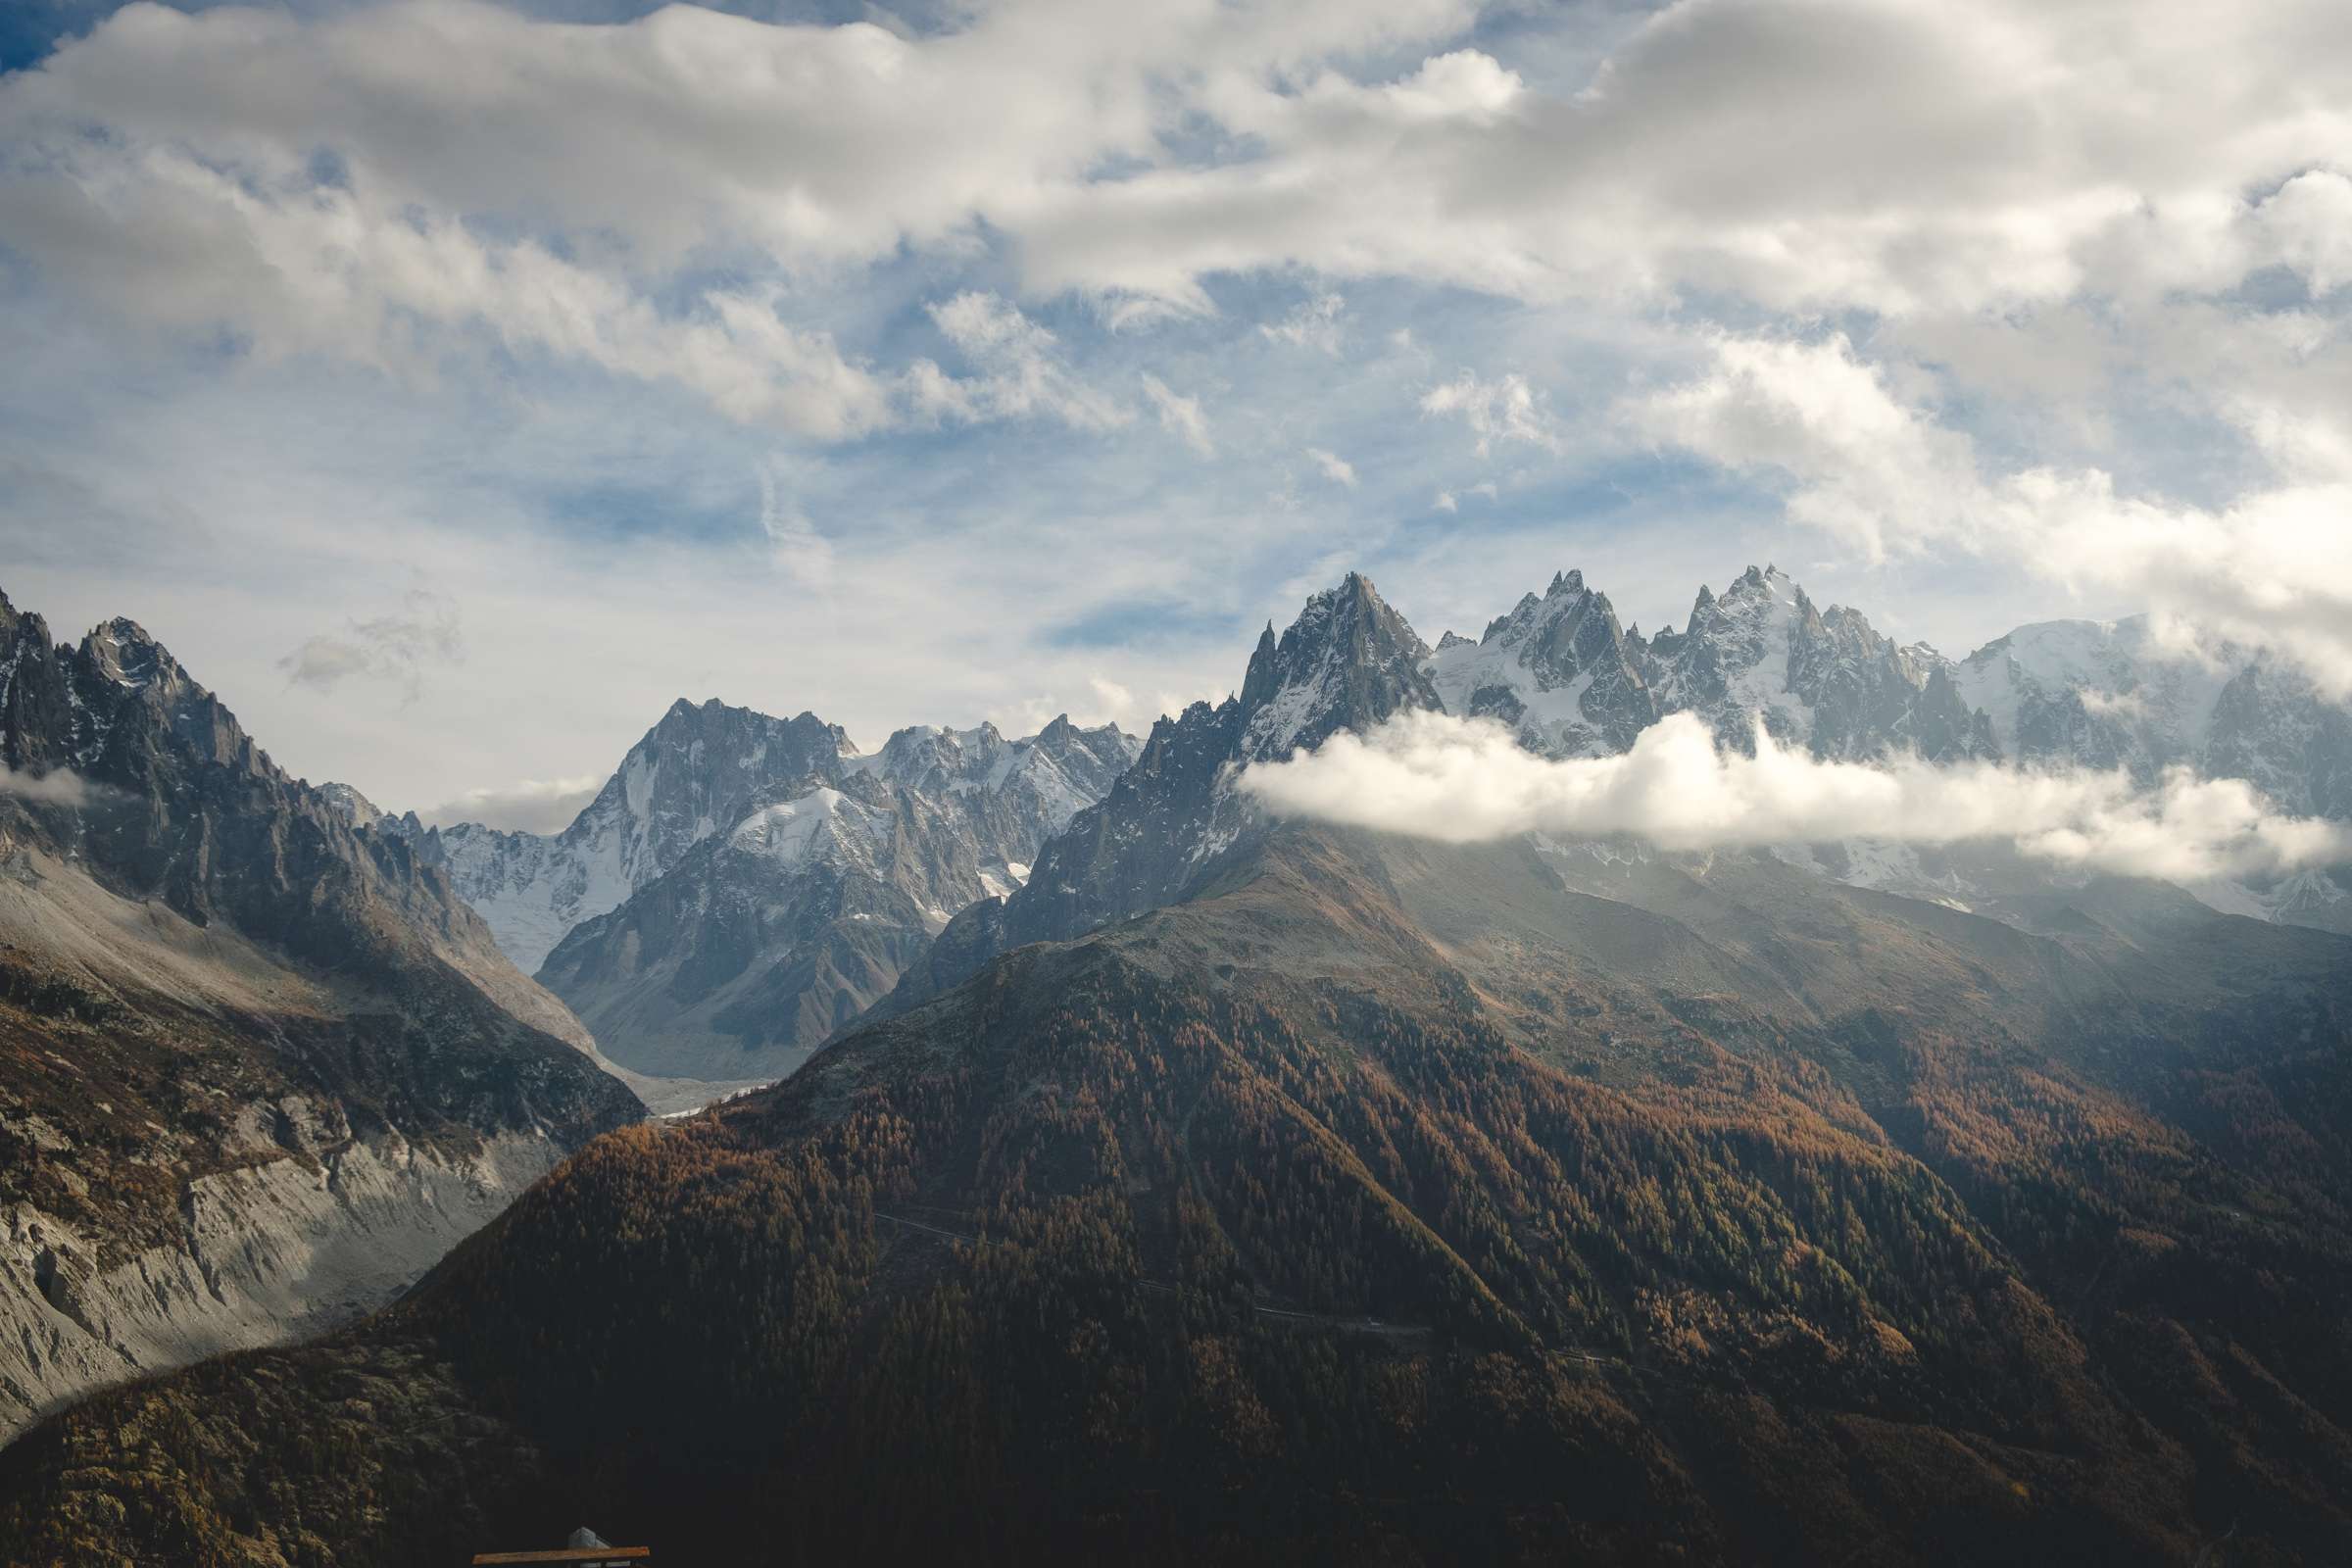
[0, 587, 640, 1441]
[534, 712, 1138, 1078]
[387, 700, 858, 974]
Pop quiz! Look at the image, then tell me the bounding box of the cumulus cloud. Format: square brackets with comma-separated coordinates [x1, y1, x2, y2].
[1303, 446, 1358, 486]
[1141, 373, 1214, 457]
[0, 763, 109, 808]
[2, 141, 897, 440]
[6, 0, 2350, 484]
[1243, 710, 2352, 884]
[4, 0, 2349, 367]
[417, 774, 605, 836]
[1631, 333, 2352, 693]
[277, 589, 463, 700]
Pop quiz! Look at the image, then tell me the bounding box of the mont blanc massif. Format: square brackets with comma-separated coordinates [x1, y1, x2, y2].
[2, 560, 2350, 1566]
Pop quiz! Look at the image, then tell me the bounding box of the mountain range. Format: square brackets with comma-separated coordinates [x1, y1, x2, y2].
[328, 701, 1139, 1082]
[3, 562, 2350, 1565]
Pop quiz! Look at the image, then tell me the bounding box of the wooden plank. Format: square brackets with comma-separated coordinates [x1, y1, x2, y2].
[469, 1549, 650, 1564]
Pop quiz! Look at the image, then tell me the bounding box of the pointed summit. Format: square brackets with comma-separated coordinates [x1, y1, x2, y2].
[1638, 563, 2002, 762]
[80, 616, 180, 693]
[1239, 573, 1437, 760]
[1428, 564, 1653, 755]
[894, 572, 1440, 1008]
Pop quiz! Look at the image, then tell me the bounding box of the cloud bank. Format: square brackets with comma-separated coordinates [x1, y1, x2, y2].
[1242, 711, 2352, 884]
[416, 774, 605, 836]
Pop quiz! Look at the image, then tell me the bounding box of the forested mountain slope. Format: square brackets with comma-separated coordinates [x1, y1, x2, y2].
[9, 813, 2348, 1564]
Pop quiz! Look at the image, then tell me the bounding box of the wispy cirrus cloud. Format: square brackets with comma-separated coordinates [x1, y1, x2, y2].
[1421, 370, 1560, 457]
[916, 292, 1131, 432]
[1303, 446, 1358, 486]
[277, 589, 463, 700]
[1260, 291, 1348, 355]
[1141, 373, 1214, 458]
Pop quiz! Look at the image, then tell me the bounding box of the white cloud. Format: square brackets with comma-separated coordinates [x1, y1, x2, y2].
[416, 774, 605, 835]
[756, 461, 835, 590]
[1087, 675, 1136, 716]
[1141, 373, 1214, 457]
[277, 589, 462, 700]
[1304, 445, 1358, 486]
[7, 0, 2351, 492]
[0, 764, 108, 808]
[1631, 332, 2352, 693]
[1433, 477, 1501, 513]
[8, 0, 2352, 349]
[0, 141, 898, 440]
[1244, 710, 2352, 884]
[1260, 291, 1348, 354]
[1420, 370, 1561, 456]
[919, 292, 1130, 432]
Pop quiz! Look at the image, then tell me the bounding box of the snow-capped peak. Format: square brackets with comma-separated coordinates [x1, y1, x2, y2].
[1950, 615, 2237, 777]
[1425, 563, 1652, 757]
[1238, 572, 1437, 760]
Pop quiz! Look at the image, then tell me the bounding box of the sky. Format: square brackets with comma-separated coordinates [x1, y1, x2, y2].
[2, 0, 2349, 831]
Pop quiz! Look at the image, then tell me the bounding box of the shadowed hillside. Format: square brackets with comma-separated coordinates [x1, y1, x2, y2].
[7, 820, 2348, 1564]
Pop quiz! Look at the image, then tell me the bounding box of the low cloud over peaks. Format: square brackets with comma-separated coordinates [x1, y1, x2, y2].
[416, 774, 604, 836]
[1242, 711, 2352, 886]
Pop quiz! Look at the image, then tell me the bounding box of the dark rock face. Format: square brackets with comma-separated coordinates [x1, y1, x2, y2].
[3, 594, 531, 989]
[1235, 572, 1440, 760]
